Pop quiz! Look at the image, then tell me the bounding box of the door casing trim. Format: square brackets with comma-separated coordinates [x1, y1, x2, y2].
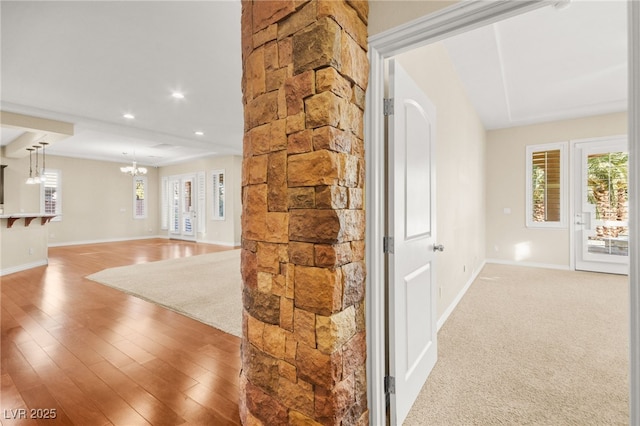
[570, 135, 629, 275]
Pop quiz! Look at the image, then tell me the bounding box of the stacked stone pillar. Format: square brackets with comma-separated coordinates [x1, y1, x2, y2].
[240, 1, 368, 425]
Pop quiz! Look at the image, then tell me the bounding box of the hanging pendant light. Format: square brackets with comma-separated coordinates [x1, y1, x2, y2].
[26, 148, 35, 184]
[32, 145, 41, 184]
[39, 142, 48, 183]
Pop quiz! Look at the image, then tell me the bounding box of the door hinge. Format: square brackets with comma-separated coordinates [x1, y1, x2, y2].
[383, 98, 394, 116]
[383, 236, 394, 254]
[384, 376, 396, 394]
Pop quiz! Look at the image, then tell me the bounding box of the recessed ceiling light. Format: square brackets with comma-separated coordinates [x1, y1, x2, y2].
[172, 92, 185, 99]
[194, 131, 204, 136]
[123, 113, 135, 119]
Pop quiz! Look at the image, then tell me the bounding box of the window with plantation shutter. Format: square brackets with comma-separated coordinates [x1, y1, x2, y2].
[133, 176, 147, 219]
[170, 180, 180, 233]
[40, 169, 62, 221]
[526, 142, 567, 228]
[532, 149, 561, 221]
[197, 171, 206, 233]
[161, 177, 169, 230]
[211, 170, 225, 221]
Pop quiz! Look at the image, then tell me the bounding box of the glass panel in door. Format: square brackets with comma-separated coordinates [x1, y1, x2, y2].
[585, 151, 628, 257]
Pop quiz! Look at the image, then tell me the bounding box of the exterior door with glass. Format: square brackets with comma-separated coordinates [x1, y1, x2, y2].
[168, 175, 196, 241]
[574, 137, 629, 274]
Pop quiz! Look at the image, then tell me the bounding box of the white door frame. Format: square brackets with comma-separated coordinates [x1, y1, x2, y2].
[364, 1, 640, 424]
[571, 135, 629, 275]
[167, 173, 197, 241]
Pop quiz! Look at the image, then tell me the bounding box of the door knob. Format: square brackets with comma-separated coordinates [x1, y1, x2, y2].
[433, 244, 445, 252]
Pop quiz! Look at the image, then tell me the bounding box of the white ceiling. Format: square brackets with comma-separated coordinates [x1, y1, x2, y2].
[0, 1, 628, 166]
[442, 0, 627, 130]
[1, 0, 243, 166]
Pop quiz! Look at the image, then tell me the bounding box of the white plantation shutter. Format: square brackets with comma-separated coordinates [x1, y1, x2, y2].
[170, 180, 180, 233]
[40, 169, 62, 221]
[531, 149, 561, 222]
[526, 142, 567, 228]
[212, 170, 225, 220]
[133, 176, 147, 219]
[161, 177, 169, 230]
[197, 171, 206, 233]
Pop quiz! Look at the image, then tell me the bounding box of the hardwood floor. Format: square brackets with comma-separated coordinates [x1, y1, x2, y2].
[1, 238, 241, 425]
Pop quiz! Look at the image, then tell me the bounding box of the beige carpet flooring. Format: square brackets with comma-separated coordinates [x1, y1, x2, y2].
[404, 263, 629, 425]
[86, 249, 242, 337]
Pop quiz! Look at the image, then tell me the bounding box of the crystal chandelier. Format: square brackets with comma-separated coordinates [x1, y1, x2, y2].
[120, 160, 147, 176]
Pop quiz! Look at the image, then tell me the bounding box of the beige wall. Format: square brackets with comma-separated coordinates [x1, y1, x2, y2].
[486, 112, 628, 267]
[396, 42, 486, 319]
[1, 149, 47, 274]
[159, 155, 241, 246]
[0, 153, 160, 271]
[44, 155, 160, 245]
[2, 154, 42, 213]
[1, 150, 241, 247]
[0, 220, 49, 275]
[0, 151, 240, 272]
[369, 0, 458, 35]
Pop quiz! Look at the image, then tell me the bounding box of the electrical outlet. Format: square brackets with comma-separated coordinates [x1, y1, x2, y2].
[28, 248, 34, 255]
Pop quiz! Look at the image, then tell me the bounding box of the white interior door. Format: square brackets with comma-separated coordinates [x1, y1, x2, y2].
[574, 137, 629, 274]
[387, 59, 439, 425]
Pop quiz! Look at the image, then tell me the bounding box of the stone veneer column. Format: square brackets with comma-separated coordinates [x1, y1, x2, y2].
[240, 1, 369, 425]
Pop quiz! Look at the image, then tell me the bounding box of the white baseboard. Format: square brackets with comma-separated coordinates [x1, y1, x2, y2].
[485, 258, 571, 271]
[437, 260, 486, 331]
[48, 235, 240, 248]
[197, 239, 241, 247]
[48, 235, 166, 248]
[0, 259, 48, 276]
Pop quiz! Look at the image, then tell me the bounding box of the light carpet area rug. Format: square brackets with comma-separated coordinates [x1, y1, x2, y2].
[404, 263, 629, 425]
[86, 249, 242, 337]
